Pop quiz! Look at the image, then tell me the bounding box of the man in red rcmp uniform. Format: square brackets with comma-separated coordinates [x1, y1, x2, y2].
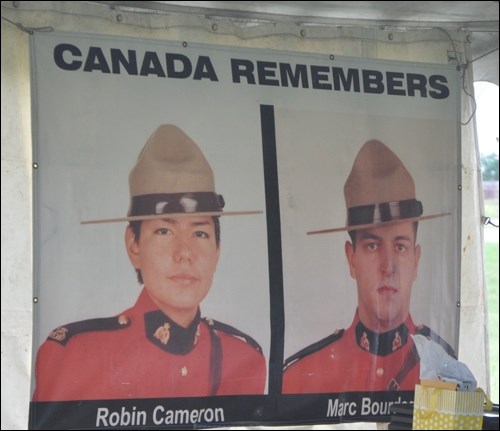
[282, 140, 456, 394]
[32, 125, 266, 401]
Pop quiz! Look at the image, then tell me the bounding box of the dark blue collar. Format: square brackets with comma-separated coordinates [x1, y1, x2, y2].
[144, 308, 202, 355]
[355, 319, 409, 356]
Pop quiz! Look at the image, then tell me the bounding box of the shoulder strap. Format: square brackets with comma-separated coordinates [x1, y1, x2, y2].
[47, 315, 131, 346]
[283, 330, 345, 371]
[387, 344, 420, 391]
[416, 325, 457, 359]
[206, 324, 222, 396]
[203, 318, 263, 354]
[387, 326, 457, 390]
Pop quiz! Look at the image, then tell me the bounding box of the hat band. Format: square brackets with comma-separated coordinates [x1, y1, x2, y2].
[348, 199, 423, 227]
[129, 192, 225, 217]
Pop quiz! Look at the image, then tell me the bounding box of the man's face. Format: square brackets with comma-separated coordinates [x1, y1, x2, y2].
[126, 216, 220, 325]
[345, 222, 421, 332]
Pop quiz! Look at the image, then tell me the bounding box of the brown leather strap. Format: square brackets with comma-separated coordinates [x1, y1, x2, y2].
[208, 325, 222, 396]
[387, 344, 420, 390]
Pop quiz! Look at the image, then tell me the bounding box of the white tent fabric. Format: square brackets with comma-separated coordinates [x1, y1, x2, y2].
[94, 1, 500, 86]
[1, 1, 496, 429]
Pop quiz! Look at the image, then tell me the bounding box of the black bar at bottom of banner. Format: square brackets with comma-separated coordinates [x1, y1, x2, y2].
[29, 391, 415, 429]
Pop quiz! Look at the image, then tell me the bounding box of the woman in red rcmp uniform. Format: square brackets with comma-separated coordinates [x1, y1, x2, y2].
[32, 125, 266, 401]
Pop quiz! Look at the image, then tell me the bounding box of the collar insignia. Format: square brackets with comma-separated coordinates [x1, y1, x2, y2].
[360, 332, 370, 351]
[49, 327, 68, 342]
[154, 323, 171, 345]
[355, 320, 409, 356]
[194, 324, 201, 345]
[392, 331, 402, 351]
[145, 308, 202, 355]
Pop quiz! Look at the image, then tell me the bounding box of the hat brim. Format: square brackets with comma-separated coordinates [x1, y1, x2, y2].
[306, 212, 451, 235]
[81, 210, 263, 225]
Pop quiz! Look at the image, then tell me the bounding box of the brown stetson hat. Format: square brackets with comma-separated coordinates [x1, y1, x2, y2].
[307, 139, 449, 235]
[82, 125, 261, 224]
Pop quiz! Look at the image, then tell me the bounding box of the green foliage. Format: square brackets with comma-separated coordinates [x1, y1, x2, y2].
[484, 195, 498, 402]
[484, 199, 499, 220]
[481, 153, 499, 181]
[485, 240, 499, 402]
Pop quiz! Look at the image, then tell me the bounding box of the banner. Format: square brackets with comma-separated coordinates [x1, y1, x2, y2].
[29, 31, 460, 429]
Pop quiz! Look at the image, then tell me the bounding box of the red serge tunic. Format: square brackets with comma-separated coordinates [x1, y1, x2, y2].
[33, 289, 266, 401]
[282, 313, 454, 394]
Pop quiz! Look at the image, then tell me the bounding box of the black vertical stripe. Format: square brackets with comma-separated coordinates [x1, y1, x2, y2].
[260, 105, 284, 395]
